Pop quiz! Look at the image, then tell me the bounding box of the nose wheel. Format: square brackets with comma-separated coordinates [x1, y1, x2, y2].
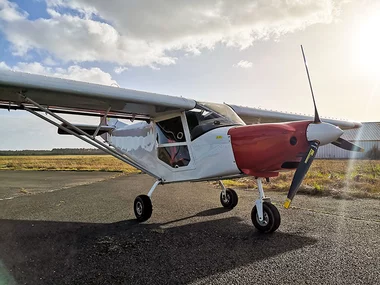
[251, 202, 281, 233]
[251, 178, 281, 233]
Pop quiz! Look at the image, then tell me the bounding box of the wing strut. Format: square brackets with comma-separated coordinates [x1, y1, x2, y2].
[20, 95, 160, 179]
[92, 106, 111, 139]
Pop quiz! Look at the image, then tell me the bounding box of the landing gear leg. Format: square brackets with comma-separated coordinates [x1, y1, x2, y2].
[134, 180, 160, 222]
[251, 178, 281, 233]
[219, 180, 238, 209]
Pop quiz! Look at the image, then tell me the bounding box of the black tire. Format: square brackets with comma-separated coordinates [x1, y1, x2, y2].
[251, 202, 281, 233]
[134, 195, 153, 222]
[220, 188, 238, 209]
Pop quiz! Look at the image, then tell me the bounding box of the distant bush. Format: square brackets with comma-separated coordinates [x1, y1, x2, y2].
[366, 144, 380, 160]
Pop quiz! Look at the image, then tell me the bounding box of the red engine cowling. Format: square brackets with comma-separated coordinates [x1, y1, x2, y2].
[228, 121, 312, 177]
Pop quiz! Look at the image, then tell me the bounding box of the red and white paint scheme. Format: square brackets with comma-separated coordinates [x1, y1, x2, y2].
[0, 47, 363, 233]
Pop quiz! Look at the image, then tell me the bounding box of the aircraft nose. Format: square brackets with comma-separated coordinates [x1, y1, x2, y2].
[306, 122, 343, 145]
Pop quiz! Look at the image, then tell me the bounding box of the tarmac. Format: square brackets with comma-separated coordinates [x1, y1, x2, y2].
[0, 171, 379, 284]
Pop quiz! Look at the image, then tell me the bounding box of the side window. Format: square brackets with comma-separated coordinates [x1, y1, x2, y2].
[156, 116, 190, 168]
[157, 146, 190, 168]
[156, 116, 185, 144]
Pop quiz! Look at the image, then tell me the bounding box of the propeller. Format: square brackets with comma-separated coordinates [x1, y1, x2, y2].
[301, 45, 320, 124]
[284, 141, 319, 209]
[331, 137, 364, 152]
[284, 45, 364, 209]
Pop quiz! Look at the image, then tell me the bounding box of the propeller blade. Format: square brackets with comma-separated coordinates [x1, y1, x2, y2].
[284, 141, 320, 209]
[331, 137, 365, 152]
[301, 45, 321, 124]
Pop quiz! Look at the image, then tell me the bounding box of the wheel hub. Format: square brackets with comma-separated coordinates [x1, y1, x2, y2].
[135, 201, 143, 216]
[222, 193, 230, 204]
[256, 212, 269, 226]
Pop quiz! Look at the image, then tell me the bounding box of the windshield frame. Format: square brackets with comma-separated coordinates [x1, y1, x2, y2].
[198, 102, 246, 126]
[185, 102, 245, 141]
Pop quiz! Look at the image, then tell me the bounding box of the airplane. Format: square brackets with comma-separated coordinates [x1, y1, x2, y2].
[0, 46, 363, 233]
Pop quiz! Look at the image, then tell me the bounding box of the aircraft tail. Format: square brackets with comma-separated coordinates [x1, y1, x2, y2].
[100, 117, 129, 141]
[101, 117, 118, 127]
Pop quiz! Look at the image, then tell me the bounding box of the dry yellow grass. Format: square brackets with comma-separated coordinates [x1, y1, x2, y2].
[222, 160, 380, 199]
[0, 155, 138, 173]
[1, 156, 379, 199]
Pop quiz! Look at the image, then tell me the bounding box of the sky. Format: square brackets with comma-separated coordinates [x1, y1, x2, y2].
[0, 0, 379, 150]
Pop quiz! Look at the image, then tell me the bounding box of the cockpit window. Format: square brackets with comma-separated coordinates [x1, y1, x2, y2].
[156, 116, 186, 144]
[200, 102, 246, 126]
[156, 116, 191, 168]
[185, 103, 245, 140]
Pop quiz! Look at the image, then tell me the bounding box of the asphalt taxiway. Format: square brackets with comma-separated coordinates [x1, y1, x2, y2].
[0, 171, 379, 284]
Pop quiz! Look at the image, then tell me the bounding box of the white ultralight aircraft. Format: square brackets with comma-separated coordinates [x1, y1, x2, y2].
[0, 47, 363, 233]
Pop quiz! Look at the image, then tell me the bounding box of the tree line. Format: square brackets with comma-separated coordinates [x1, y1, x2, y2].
[0, 148, 105, 156]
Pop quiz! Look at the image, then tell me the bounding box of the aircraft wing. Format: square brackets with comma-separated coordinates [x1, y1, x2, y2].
[0, 69, 196, 120]
[0, 70, 361, 130]
[229, 104, 362, 130]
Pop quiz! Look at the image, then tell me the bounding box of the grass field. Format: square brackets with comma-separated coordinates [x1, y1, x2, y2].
[0, 155, 138, 173]
[0, 156, 379, 199]
[222, 160, 380, 199]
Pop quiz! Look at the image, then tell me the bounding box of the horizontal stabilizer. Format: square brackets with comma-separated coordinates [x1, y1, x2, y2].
[58, 124, 114, 136]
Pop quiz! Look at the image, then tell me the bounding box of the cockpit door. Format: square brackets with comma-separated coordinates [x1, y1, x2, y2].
[155, 113, 195, 171]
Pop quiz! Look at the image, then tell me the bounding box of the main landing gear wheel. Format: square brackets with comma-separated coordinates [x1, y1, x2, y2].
[251, 202, 281, 233]
[220, 188, 238, 209]
[134, 195, 152, 222]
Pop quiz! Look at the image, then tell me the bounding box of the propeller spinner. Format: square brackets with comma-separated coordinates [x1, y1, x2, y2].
[284, 46, 364, 209]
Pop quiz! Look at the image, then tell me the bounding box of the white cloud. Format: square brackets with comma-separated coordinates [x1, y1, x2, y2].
[234, 60, 253, 69]
[0, 0, 346, 67]
[1, 61, 117, 85]
[114, 66, 128, 74]
[0, 61, 10, 70]
[0, 0, 27, 21]
[2, 13, 176, 67]
[43, 56, 58, 66]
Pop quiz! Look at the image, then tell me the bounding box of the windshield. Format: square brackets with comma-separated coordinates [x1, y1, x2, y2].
[199, 102, 245, 126]
[185, 103, 245, 140]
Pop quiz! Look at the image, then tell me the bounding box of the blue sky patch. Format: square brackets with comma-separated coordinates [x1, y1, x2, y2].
[13, 0, 50, 20]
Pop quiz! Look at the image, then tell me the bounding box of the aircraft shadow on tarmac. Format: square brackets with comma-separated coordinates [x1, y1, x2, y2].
[0, 211, 317, 285]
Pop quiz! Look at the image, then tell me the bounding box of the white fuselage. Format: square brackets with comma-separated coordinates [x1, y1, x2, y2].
[106, 117, 241, 183]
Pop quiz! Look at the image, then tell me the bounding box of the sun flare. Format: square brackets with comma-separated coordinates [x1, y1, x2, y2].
[354, 14, 380, 73]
